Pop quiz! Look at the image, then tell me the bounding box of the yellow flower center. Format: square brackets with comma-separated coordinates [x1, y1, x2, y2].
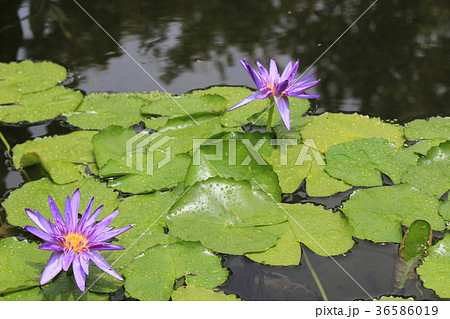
[63, 232, 88, 253]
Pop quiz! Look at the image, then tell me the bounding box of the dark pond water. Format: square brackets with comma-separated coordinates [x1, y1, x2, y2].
[1, 0, 449, 300]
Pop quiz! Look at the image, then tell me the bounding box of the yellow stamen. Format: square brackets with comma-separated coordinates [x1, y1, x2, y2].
[63, 232, 88, 253]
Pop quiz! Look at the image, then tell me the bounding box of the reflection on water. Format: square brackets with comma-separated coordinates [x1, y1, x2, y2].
[0, 0, 449, 301]
[1, 0, 449, 120]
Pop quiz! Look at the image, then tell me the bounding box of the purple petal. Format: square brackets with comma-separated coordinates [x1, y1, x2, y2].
[70, 189, 80, 220]
[280, 61, 292, 82]
[78, 196, 95, 230]
[275, 96, 291, 131]
[64, 196, 74, 230]
[269, 59, 279, 78]
[274, 80, 289, 95]
[25, 225, 55, 242]
[25, 209, 55, 234]
[79, 252, 90, 276]
[254, 90, 273, 100]
[286, 92, 321, 99]
[288, 73, 317, 89]
[39, 243, 63, 251]
[93, 225, 133, 242]
[72, 255, 86, 291]
[89, 251, 124, 281]
[282, 60, 299, 83]
[48, 196, 64, 226]
[62, 250, 75, 271]
[40, 251, 63, 285]
[89, 243, 126, 251]
[289, 79, 321, 93]
[240, 59, 262, 90]
[227, 91, 260, 111]
[256, 61, 269, 78]
[81, 205, 104, 232]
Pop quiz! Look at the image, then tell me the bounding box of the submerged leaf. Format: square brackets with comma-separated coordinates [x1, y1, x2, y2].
[124, 241, 228, 300]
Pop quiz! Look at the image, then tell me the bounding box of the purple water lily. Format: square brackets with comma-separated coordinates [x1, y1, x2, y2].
[25, 189, 132, 291]
[228, 59, 321, 130]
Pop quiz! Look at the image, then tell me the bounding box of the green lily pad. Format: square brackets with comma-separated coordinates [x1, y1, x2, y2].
[166, 177, 287, 254]
[375, 296, 414, 301]
[65, 93, 152, 130]
[3, 177, 118, 227]
[249, 97, 311, 128]
[283, 203, 354, 256]
[92, 125, 191, 193]
[12, 130, 97, 184]
[402, 141, 450, 198]
[144, 116, 169, 130]
[0, 287, 45, 301]
[439, 200, 450, 221]
[273, 116, 314, 140]
[41, 273, 111, 300]
[404, 139, 447, 156]
[171, 286, 242, 301]
[107, 191, 181, 271]
[417, 233, 450, 298]
[300, 113, 405, 153]
[404, 117, 450, 141]
[141, 93, 227, 117]
[185, 133, 281, 201]
[399, 220, 432, 262]
[245, 222, 301, 266]
[265, 143, 350, 196]
[124, 241, 228, 301]
[0, 60, 67, 104]
[0, 86, 83, 124]
[0, 237, 49, 294]
[342, 185, 445, 243]
[325, 138, 418, 186]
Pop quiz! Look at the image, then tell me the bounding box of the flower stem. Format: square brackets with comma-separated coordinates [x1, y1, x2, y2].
[0, 130, 11, 159]
[303, 249, 328, 301]
[265, 97, 275, 133]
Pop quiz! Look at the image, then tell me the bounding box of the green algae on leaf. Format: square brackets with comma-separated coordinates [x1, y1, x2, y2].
[65, 93, 152, 130]
[283, 203, 354, 256]
[245, 222, 301, 266]
[404, 116, 450, 141]
[401, 141, 450, 198]
[166, 177, 287, 254]
[0, 61, 67, 104]
[300, 113, 405, 153]
[325, 138, 418, 186]
[171, 286, 242, 301]
[342, 185, 445, 243]
[417, 233, 450, 298]
[0, 86, 83, 124]
[0, 237, 49, 294]
[3, 177, 118, 227]
[124, 241, 228, 301]
[12, 130, 97, 184]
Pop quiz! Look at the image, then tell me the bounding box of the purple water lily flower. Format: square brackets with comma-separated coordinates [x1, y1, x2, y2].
[228, 59, 321, 130]
[25, 189, 132, 291]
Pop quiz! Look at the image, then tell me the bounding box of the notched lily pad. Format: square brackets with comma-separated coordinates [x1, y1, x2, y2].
[0, 60, 67, 104]
[12, 130, 98, 184]
[166, 177, 287, 254]
[2, 177, 118, 228]
[417, 233, 450, 298]
[342, 185, 445, 243]
[0, 86, 83, 124]
[124, 241, 228, 301]
[325, 138, 418, 186]
[65, 93, 153, 129]
[404, 117, 450, 141]
[300, 113, 405, 153]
